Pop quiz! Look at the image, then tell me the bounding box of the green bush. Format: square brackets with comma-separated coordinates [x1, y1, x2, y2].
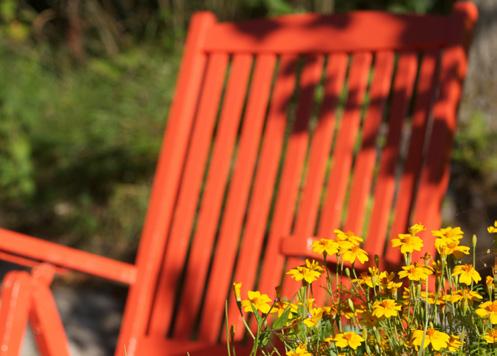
[0, 42, 178, 259]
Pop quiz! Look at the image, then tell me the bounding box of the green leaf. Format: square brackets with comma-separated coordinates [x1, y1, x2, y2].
[272, 307, 291, 330]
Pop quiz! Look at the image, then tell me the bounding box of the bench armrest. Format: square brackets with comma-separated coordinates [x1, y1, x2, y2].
[0, 228, 136, 285]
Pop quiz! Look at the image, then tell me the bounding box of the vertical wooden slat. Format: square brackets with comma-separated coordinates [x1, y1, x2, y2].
[344, 51, 395, 233]
[117, 13, 216, 356]
[226, 55, 298, 339]
[255, 55, 324, 298]
[198, 55, 277, 342]
[317, 53, 373, 235]
[411, 46, 467, 260]
[384, 51, 438, 266]
[174, 54, 253, 338]
[364, 52, 418, 258]
[148, 53, 229, 336]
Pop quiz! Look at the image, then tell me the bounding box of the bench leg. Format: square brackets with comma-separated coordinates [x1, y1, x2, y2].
[0, 271, 32, 356]
[0, 265, 70, 356]
[29, 279, 70, 356]
[29, 264, 70, 356]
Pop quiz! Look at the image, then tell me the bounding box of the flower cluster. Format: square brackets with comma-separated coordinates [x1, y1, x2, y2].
[229, 222, 497, 355]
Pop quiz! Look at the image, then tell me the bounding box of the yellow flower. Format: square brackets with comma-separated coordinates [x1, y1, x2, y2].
[287, 344, 311, 356]
[420, 292, 444, 305]
[412, 328, 450, 351]
[287, 259, 324, 284]
[304, 297, 315, 310]
[380, 271, 402, 291]
[241, 291, 273, 314]
[322, 304, 338, 319]
[398, 263, 433, 281]
[476, 301, 497, 324]
[367, 267, 386, 284]
[443, 289, 482, 304]
[487, 276, 495, 296]
[487, 220, 497, 234]
[452, 264, 481, 285]
[334, 229, 363, 248]
[303, 307, 324, 327]
[354, 267, 388, 288]
[447, 243, 470, 258]
[447, 334, 463, 352]
[233, 282, 242, 302]
[436, 239, 469, 258]
[409, 223, 425, 235]
[391, 225, 424, 254]
[372, 299, 401, 318]
[343, 306, 365, 320]
[487, 276, 495, 289]
[341, 245, 369, 264]
[328, 331, 364, 350]
[483, 329, 497, 343]
[432, 226, 464, 241]
[401, 287, 413, 306]
[312, 238, 339, 256]
[433, 226, 469, 257]
[274, 300, 298, 319]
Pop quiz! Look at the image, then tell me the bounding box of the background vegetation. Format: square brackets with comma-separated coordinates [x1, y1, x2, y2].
[0, 0, 495, 264]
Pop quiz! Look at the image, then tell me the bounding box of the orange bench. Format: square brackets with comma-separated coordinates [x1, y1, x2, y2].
[0, 3, 477, 355]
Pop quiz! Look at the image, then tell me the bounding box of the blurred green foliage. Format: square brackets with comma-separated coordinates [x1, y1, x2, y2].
[0, 30, 178, 257]
[454, 111, 497, 175]
[0, 0, 488, 262]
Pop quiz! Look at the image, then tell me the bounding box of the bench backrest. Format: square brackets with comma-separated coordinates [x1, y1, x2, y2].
[117, 3, 477, 351]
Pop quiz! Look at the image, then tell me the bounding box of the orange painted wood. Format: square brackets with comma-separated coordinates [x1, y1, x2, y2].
[384, 51, 438, 266]
[411, 45, 469, 261]
[283, 54, 348, 304]
[0, 272, 32, 356]
[173, 54, 253, 338]
[279, 52, 393, 305]
[255, 55, 324, 300]
[198, 54, 277, 342]
[293, 54, 349, 240]
[30, 279, 70, 356]
[363, 53, 418, 258]
[117, 12, 217, 356]
[278, 54, 352, 299]
[0, 229, 135, 284]
[204, 11, 469, 53]
[0, 252, 68, 276]
[148, 52, 229, 337]
[318, 53, 373, 235]
[343, 51, 395, 233]
[226, 55, 298, 338]
[0, 267, 69, 356]
[135, 337, 256, 356]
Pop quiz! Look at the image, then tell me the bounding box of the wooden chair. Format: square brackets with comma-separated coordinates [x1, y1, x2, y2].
[0, 3, 477, 355]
